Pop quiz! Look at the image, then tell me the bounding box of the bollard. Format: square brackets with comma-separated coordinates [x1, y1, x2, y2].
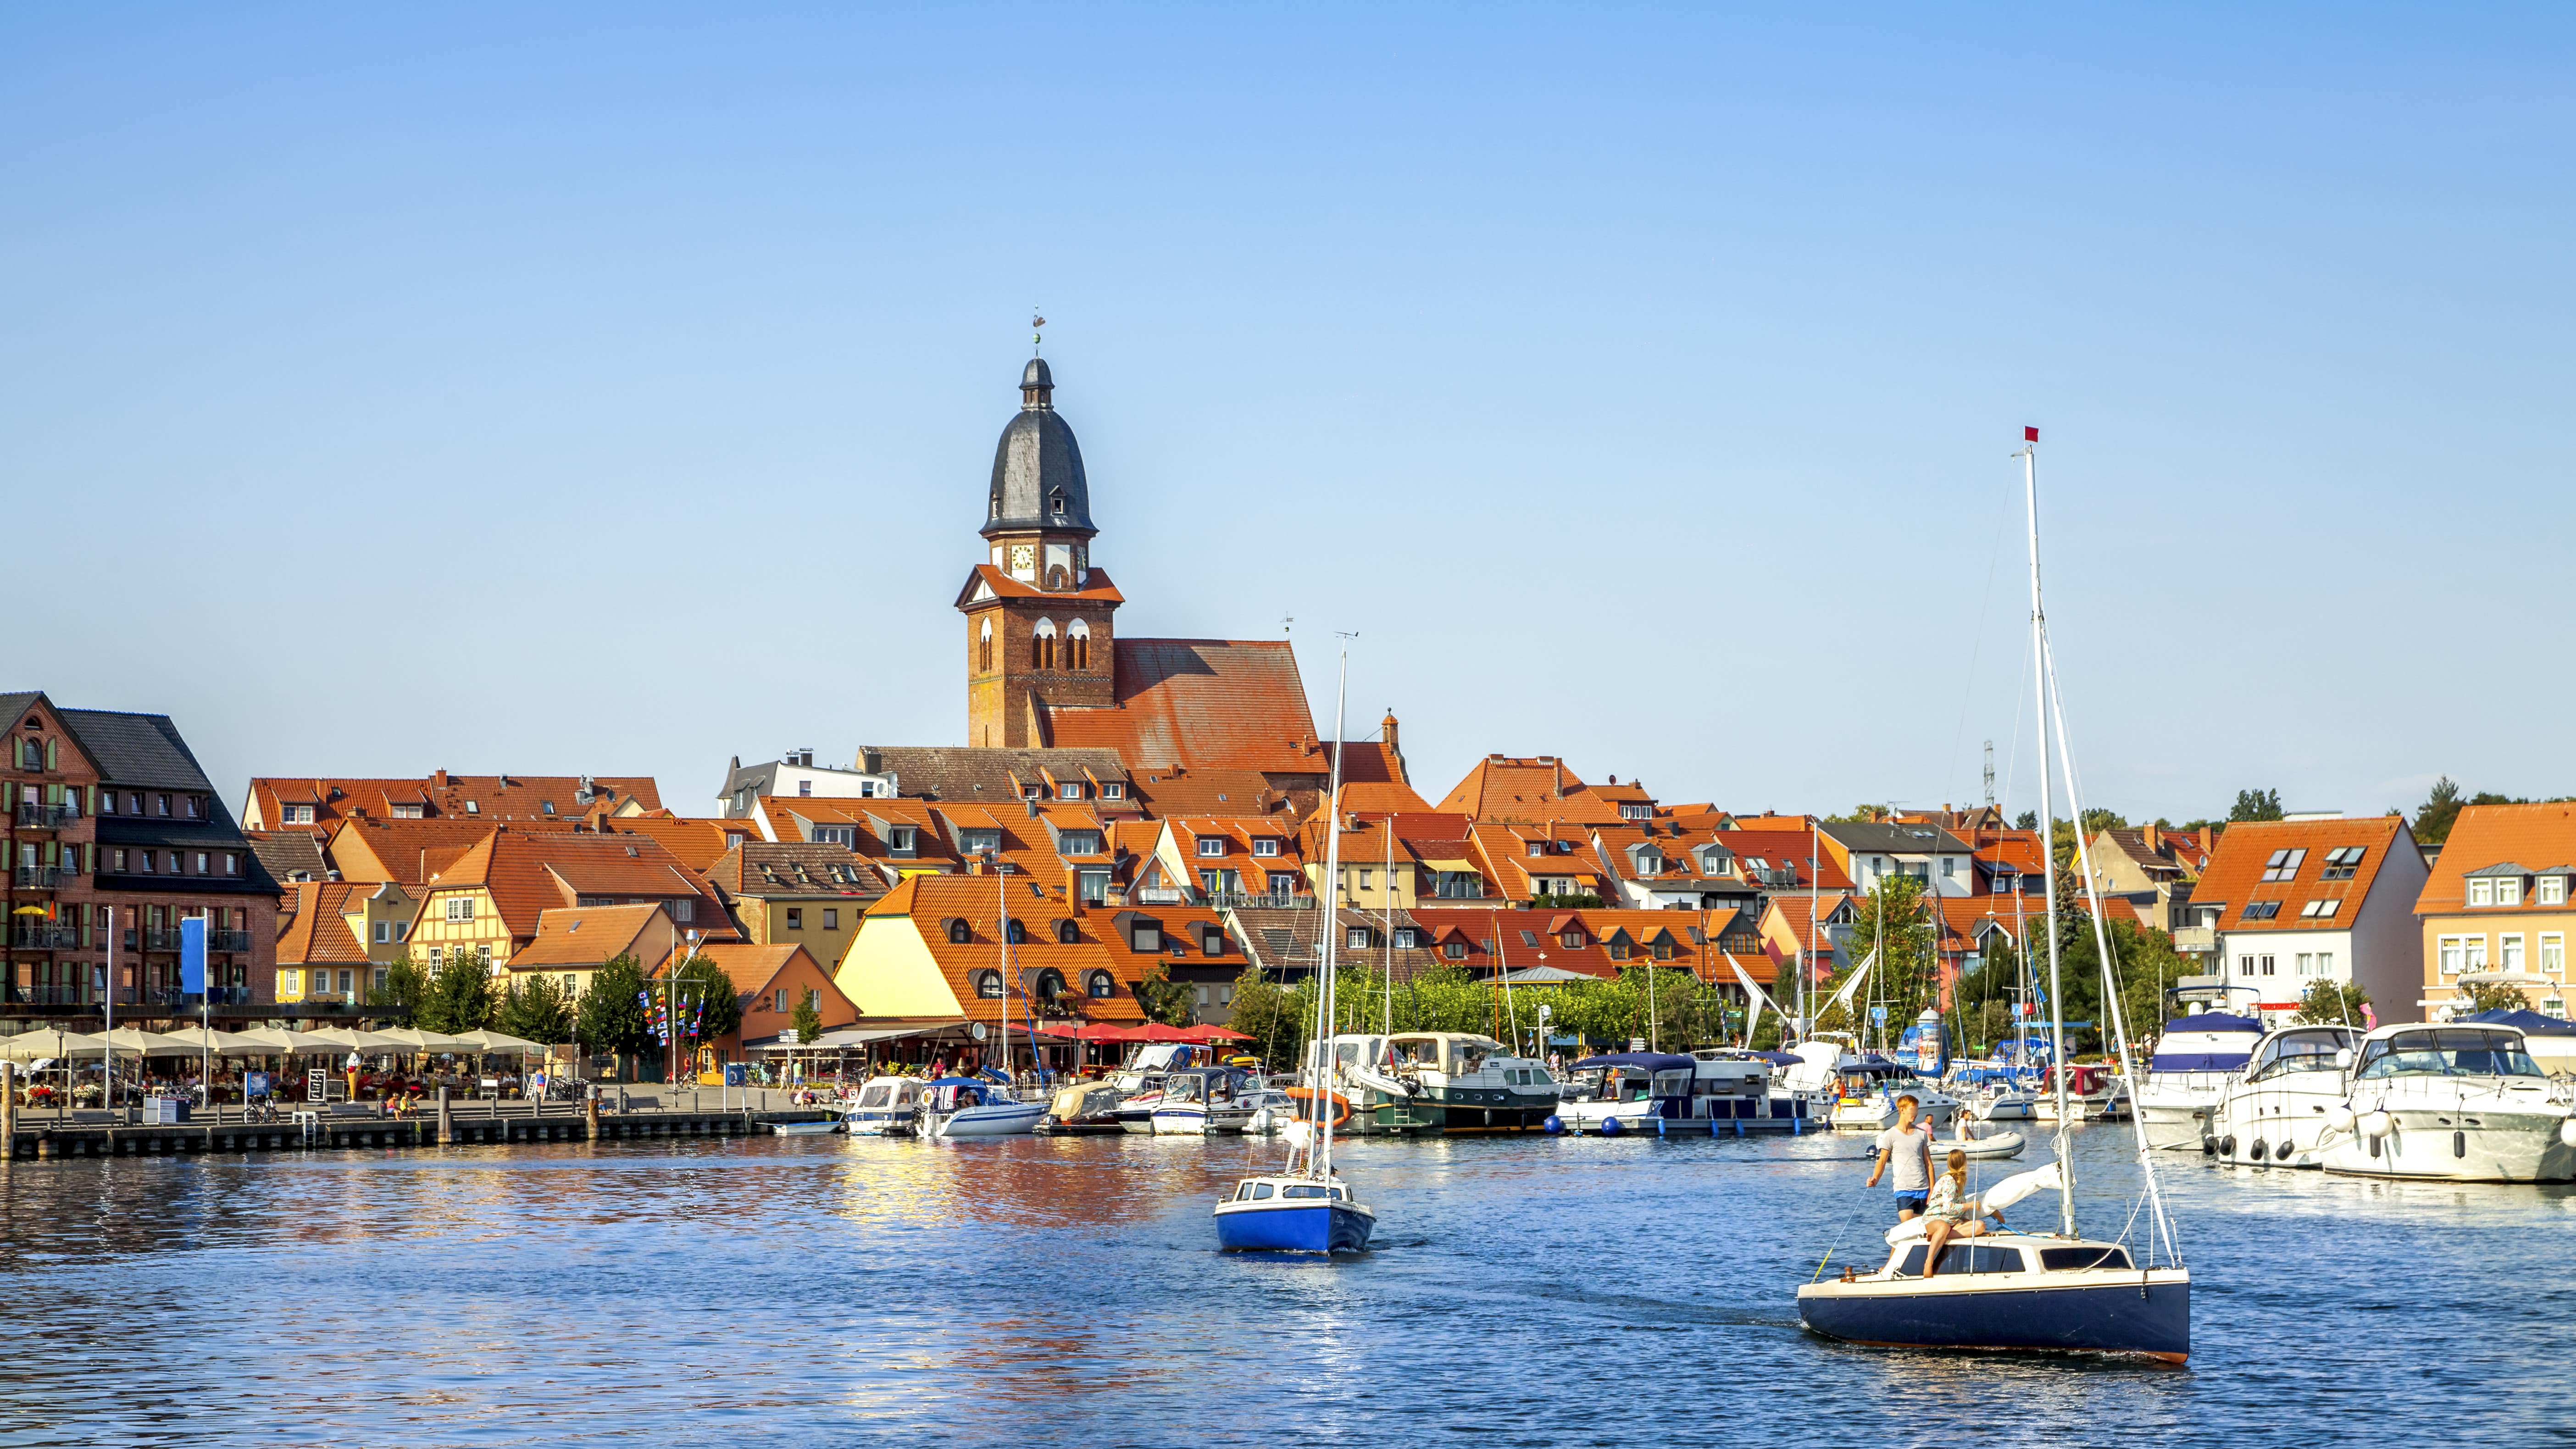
[436, 1086, 452, 1147]
[585, 1088, 599, 1141]
[1, 1061, 14, 1158]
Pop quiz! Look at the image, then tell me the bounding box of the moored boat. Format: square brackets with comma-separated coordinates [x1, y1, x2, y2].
[918, 1077, 1045, 1138]
[2206, 1023, 2355, 1167]
[2317, 1023, 2576, 1183]
[844, 1075, 923, 1137]
[2135, 1012, 2264, 1149]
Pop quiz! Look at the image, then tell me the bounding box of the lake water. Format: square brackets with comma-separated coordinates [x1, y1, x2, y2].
[0, 1123, 2569, 1446]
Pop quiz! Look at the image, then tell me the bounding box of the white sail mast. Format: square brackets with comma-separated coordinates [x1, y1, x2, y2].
[1311, 639, 1352, 1180]
[2021, 431, 2077, 1239]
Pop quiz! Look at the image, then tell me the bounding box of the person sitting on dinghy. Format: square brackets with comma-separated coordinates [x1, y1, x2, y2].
[1866, 1095, 1935, 1221]
[1919, 1149, 2004, 1277]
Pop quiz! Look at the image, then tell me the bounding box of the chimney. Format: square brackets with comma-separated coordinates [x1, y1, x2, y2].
[1552, 759, 1565, 799]
[1066, 865, 1084, 917]
[2198, 826, 2215, 856]
[1381, 712, 1399, 757]
[2142, 823, 2160, 856]
[434, 769, 449, 789]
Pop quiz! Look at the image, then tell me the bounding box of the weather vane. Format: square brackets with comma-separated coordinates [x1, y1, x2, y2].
[1032, 309, 1046, 355]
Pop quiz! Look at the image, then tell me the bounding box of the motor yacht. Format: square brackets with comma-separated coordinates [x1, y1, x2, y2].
[1150, 1068, 1257, 1135]
[1784, 1038, 1960, 1129]
[2030, 1063, 2126, 1123]
[2206, 1024, 2356, 1167]
[2317, 1023, 2576, 1183]
[1551, 1051, 1813, 1136]
[2135, 1012, 2265, 1149]
[843, 1076, 923, 1137]
[1316, 1031, 1558, 1134]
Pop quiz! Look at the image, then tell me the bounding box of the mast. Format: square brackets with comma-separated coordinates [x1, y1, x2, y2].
[1312, 638, 1352, 1180]
[1382, 804, 1394, 1036]
[2021, 428, 2076, 1239]
[996, 844, 1011, 1089]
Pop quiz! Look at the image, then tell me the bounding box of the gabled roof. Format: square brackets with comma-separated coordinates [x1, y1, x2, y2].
[326, 817, 586, 885]
[246, 830, 330, 884]
[2418, 803, 2576, 914]
[421, 833, 734, 943]
[705, 842, 886, 901]
[608, 814, 755, 875]
[861, 746, 1131, 803]
[274, 881, 373, 965]
[860, 875, 1156, 1025]
[1406, 905, 1771, 985]
[2191, 816, 2412, 932]
[244, 773, 661, 831]
[1435, 755, 1630, 825]
[512, 905, 675, 967]
[1040, 638, 1323, 775]
[1125, 765, 1287, 818]
[57, 708, 215, 789]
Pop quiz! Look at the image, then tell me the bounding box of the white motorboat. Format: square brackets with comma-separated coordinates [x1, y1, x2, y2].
[1976, 1083, 2042, 1121]
[918, 1077, 1044, 1138]
[1237, 1088, 1296, 1135]
[2318, 1023, 2576, 1183]
[2030, 1062, 2126, 1123]
[2135, 1012, 2265, 1149]
[772, 1116, 841, 1137]
[1552, 1052, 1813, 1136]
[2206, 1024, 2356, 1167]
[844, 1076, 925, 1137]
[1035, 1079, 1127, 1135]
[1150, 1068, 1257, 1135]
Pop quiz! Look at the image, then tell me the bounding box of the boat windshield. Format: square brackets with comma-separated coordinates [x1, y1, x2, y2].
[2355, 1029, 2543, 1081]
[1449, 1039, 1499, 1075]
[1164, 1075, 1207, 1104]
[2245, 1029, 2353, 1083]
[858, 1084, 891, 1107]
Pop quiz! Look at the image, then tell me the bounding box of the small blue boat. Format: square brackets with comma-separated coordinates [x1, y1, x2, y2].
[1212, 1174, 1375, 1254]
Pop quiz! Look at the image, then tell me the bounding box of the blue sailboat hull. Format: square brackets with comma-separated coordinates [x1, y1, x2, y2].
[1213, 1200, 1375, 1254]
[1799, 1277, 2189, 1363]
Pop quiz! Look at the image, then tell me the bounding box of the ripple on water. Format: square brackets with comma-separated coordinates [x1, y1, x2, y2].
[0, 1128, 2566, 1445]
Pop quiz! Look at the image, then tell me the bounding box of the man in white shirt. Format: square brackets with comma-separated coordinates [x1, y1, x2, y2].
[1865, 1094, 1935, 1220]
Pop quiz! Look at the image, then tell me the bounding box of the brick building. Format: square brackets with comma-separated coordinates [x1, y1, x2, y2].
[1, 691, 280, 1022]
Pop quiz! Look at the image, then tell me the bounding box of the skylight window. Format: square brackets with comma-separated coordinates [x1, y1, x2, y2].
[2242, 901, 2282, 922]
[2299, 899, 2341, 919]
[2260, 849, 2306, 883]
[2319, 846, 2364, 881]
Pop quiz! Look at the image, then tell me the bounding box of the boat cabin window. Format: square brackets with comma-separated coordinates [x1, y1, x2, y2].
[2247, 1030, 2354, 1083]
[2037, 1246, 2135, 1272]
[1328, 1187, 1345, 1200]
[1449, 1039, 1498, 1075]
[2355, 1029, 2542, 1081]
[1166, 1075, 1206, 1103]
[1245, 1183, 1273, 1201]
[1282, 1184, 1327, 1199]
[858, 1084, 890, 1107]
[1898, 1244, 2026, 1276]
[1390, 1038, 1435, 1069]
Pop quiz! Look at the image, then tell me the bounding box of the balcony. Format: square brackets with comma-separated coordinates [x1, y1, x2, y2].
[143, 928, 184, 952]
[211, 930, 253, 952]
[10, 986, 91, 1006]
[7, 924, 79, 949]
[13, 802, 74, 827]
[13, 866, 60, 889]
[132, 987, 257, 1009]
[2171, 926, 2217, 956]
[1135, 888, 1190, 905]
[1207, 891, 1315, 911]
[1751, 869, 1800, 890]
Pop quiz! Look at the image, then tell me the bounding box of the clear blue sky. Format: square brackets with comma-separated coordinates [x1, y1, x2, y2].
[5, 6, 2569, 827]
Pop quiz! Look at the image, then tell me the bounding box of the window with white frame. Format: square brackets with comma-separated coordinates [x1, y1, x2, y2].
[2502, 934, 2525, 974]
[2542, 876, 2569, 906]
[2498, 876, 2524, 905]
[2317, 950, 2334, 977]
[2295, 952, 2314, 976]
[2470, 877, 2494, 906]
[374, 921, 390, 944]
[1347, 927, 1370, 950]
[2543, 933, 2564, 976]
[279, 969, 301, 996]
[283, 803, 315, 824]
[2439, 936, 2466, 974]
[1196, 837, 1226, 858]
[2260, 848, 2306, 883]
[445, 898, 476, 922]
[2466, 937, 2489, 972]
[2260, 954, 2276, 976]
[1102, 782, 1123, 800]
[1252, 838, 1281, 858]
[2299, 899, 2340, 919]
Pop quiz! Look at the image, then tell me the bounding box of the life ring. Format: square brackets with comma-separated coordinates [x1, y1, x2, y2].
[1285, 1086, 1353, 1127]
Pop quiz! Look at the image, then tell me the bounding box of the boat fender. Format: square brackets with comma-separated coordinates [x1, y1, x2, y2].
[2275, 1139, 2295, 1162]
[1543, 1115, 1564, 1135]
[1600, 1117, 1622, 1137]
[2324, 1105, 2356, 1135]
[2200, 1135, 2218, 1155]
[2219, 1135, 2236, 1157]
[2560, 1119, 2576, 1149]
[2248, 1139, 2265, 1163]
[2358, 1110, 2393, 1141]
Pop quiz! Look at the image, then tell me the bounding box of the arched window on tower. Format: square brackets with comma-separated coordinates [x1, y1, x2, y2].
[978, 618, 993, 673]
[1031, 618, 1057, 671]
[1067, 619, 1090, 672]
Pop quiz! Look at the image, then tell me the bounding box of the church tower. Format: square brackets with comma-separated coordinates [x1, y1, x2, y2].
[956, 357, 1123, 747]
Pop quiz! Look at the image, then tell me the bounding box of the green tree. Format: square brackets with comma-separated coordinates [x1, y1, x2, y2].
[1525, 892, 1606, 910]
[1225, 967, 1307, 1068]
[496, 973, 575, 1044]
[1821, 875, 1936, 1038]
[2293, 980, 2371, 1027]
[2460, 980, 2530, 1015]
[2229, 788, 2284, 823]
[578, 954, 652, 1067]
[2013, 810, 2038, 832]
[1134, 960, 1197, 1026]
[2051, 914, 2180, 1055]
[1827, 804, 1896, 824]
[671, 955, 744, 1043]
[2079, 806, 2128, 834]
[790, 994, 824, 1044]
[366, 954, 429, 1018]
[416, 949, 495, 1033]
[2412, 776, 2465, 844]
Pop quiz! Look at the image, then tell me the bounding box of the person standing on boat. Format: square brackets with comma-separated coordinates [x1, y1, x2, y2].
[1866, 1094, 1935, 1221]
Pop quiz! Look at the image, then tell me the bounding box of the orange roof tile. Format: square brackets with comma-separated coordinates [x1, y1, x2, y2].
[1040, 638, 1323, 775]
[2188, 816, 2413, 933]
[1435, 755, 1631, 825]
[2415, 802, 2576, 915]
[861, 875, 1168, 1026]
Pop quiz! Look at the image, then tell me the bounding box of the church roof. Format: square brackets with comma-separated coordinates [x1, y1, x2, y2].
[1041, 638, 1323, 776]
[984, 357, 1095, 539]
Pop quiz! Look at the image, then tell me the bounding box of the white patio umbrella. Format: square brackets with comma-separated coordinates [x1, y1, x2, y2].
[228, 1026, 344, 1055]
[96, 1026, 204, 1055]
[0, 1028, 103, 1061]
[155, 1025, 264, 1057]
[302, 1026, 406, 1054]
[370, 1027, 478, 1054]
[453, 1028, 545, 1055]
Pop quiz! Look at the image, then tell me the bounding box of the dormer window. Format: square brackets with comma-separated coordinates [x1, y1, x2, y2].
[1196, 838, 1226, 858]
[1049, 489, 1066, 518]
[1059, 831, 1101, 856]
[1251, 838, 1281, 858]
[1005, 918, 1027, 944]
[1346, 926, 1371, 950]
[1101, 782, 1123, 800]
[948, 919, 972, 944]
[890, 826, 918, 855]
[1526, 840, 1547, 858]
[973, 969, 1004, 998]
[960, 829, 1000, 855]
[1560, 929, 1587, 950]
[1621, 804, 1650, 821]
[2542, 875, 2568, 906]
[1056, 919, 1080, 944]
[1058, 782, 1083, 800]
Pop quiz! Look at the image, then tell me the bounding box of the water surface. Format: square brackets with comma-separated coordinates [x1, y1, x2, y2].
[0, 1123, 2566, 1445]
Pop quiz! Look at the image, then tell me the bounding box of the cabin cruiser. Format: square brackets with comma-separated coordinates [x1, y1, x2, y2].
[1106, 1043, 1214, 1133]
[1035, 1078, 1127, 1135]
[1150, 1068, 1258, 1135]
[916, 1077, 1045, 1138]
[844, 1076, 924, 1137]
[2206, 1024, 2357, 1167]
[2318, 1023, 2576, 1183]
[1307, 1032, 1559, 1134]
[1783, 1037, 1960, 1129]
[1551, 1051, 1812, 1136]
[2135, 1013, 2265, 1149]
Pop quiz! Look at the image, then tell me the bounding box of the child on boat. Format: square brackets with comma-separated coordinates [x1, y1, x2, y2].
[1919, 1149, 2004, 1277]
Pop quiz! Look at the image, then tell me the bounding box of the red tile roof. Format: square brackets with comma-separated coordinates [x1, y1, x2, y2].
[274, 882, 373, 965]
[245, 773, 661, 830]
[1040, 638, 1323, 775]
[2415, 802, 2576, 914]
[2189, 816, 2413, 933]
[427, 832, 736, 945]
[861, 875, 1163, 1026]
[1435, 755, 1632, 825]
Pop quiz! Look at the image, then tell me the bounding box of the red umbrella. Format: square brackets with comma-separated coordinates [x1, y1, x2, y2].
[1061, 1022, 1138, 1042]
[1129, 1022, 1194, 1043]
[1182, 1024, 1253, 1042]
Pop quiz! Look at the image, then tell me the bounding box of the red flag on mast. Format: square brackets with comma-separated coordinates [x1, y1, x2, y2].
[2024, 426, 2039, 442]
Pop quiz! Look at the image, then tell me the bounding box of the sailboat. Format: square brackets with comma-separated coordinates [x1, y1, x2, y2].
[1797, 428, 2191, 1364]
[1214, 640, 1377, 1254]
[921, 850, 1045, 1138]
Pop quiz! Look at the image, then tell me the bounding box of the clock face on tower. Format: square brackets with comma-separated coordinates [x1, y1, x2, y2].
[1008, 544, 1034, 575]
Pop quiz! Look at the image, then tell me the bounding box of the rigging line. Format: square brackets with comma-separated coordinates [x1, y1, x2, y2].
[1943, 475, 2020, 805]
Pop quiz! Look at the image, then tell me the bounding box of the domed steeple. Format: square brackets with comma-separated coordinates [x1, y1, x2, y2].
[984, 358, 1094, 539]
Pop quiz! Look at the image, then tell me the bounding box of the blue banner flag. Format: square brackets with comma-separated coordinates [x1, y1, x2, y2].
[180, 916, 207, 994]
